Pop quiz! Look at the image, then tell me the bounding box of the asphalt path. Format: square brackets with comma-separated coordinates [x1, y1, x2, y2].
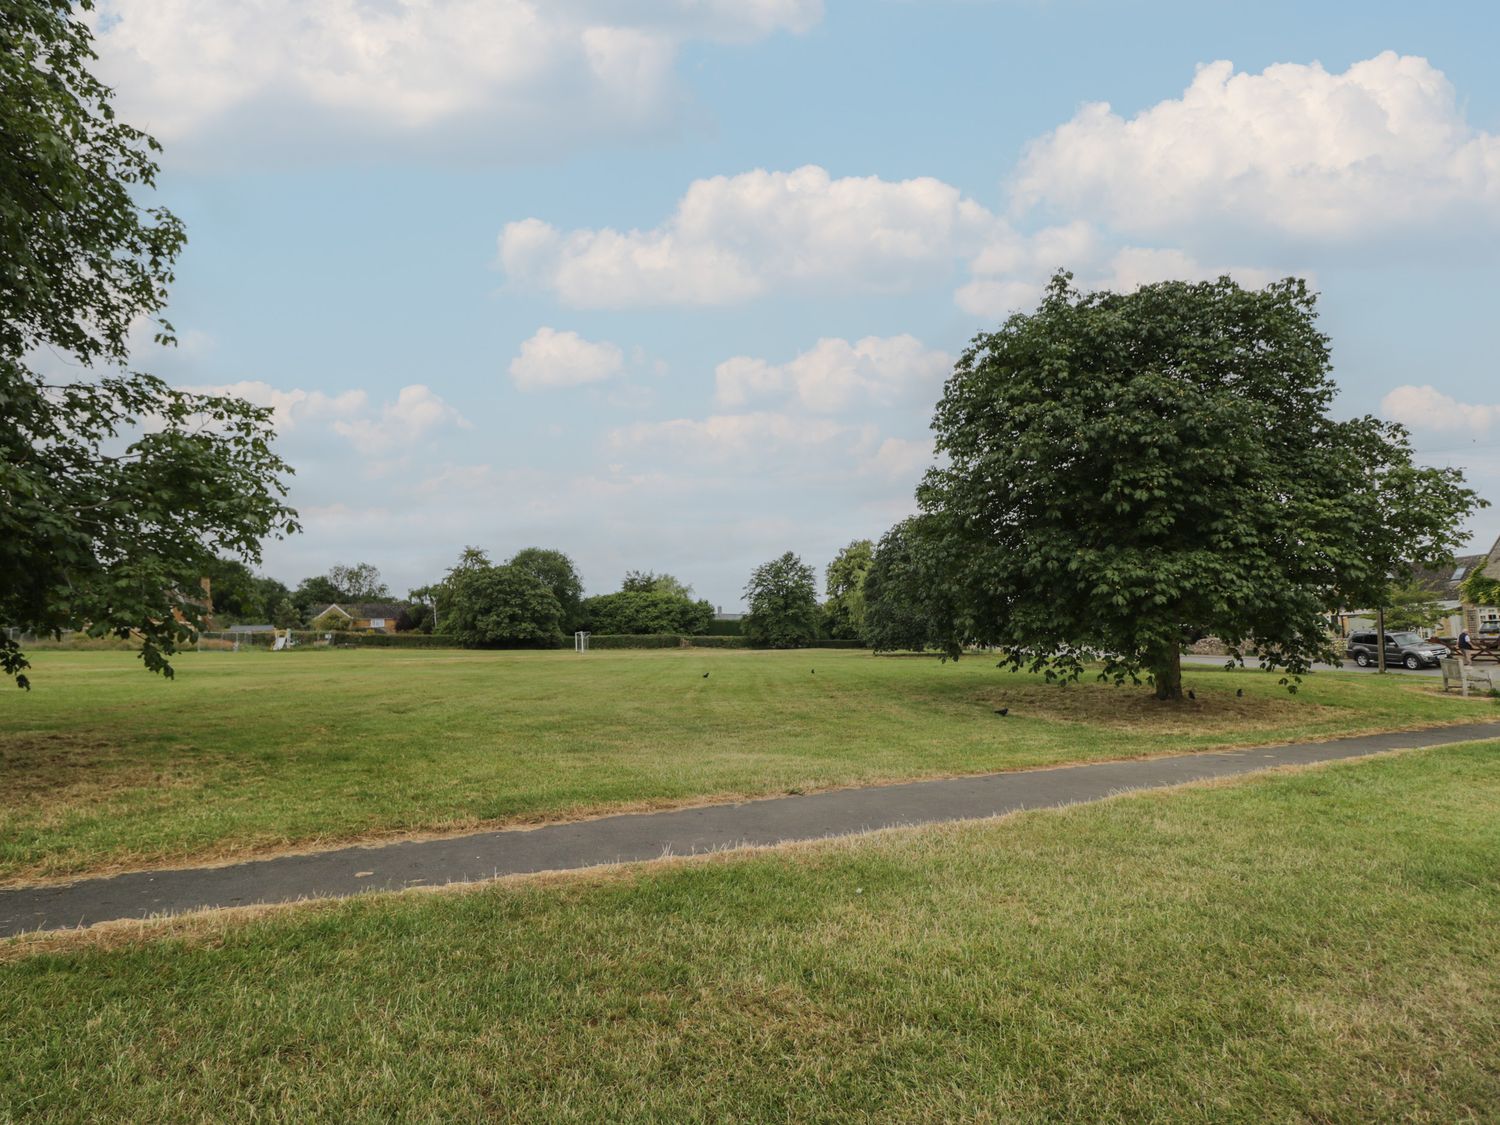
[4, 720, 1500, 938]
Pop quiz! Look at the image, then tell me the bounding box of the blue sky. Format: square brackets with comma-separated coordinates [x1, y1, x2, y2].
[92, 0, 1500, 608]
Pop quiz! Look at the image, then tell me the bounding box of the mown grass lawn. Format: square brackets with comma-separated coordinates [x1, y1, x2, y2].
[0, 647, 1493, 883]
[2, 743, 1497, 1122]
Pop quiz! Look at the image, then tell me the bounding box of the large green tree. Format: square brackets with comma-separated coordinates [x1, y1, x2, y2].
[325, 562, 388, 602]
[861, 519, 955, 653]
[446, 563, 563, 648]
[822, 539, 873, 640]
[920, 274, 1484, 699]
[743, 552, 819, 648]
[2, 0, 296, 688]
[508, 547, 585, 632]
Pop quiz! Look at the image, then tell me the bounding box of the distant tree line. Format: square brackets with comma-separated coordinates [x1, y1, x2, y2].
[201, 541, 906, 651]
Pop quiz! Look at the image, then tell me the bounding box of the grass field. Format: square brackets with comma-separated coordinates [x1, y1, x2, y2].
[1, 647, 1494, 884]
[2, 743, 1496, 1121]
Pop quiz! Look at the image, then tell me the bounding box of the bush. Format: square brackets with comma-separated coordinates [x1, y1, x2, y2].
[704, 617, 743, 636]
[687, 636, 748, 648]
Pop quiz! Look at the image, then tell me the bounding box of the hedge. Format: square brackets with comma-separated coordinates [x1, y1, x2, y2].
[582, 635, 753, 649]
[704, 618, 744, 636]
[332, 632, 466, 648]
[204, 631, 859, 651]
[584, 634, 685, 649]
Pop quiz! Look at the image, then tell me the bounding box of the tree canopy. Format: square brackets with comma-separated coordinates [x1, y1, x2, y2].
[862, 520, 955, 653]
[2, 1, 297, 687]
[325, 563, 388, 602]
[919, 273, 1484, 698]
[445, 563, 563, 648]
[822, 539, 873, 640]
[508, 548, 585, 632]
[581, 590, 713, 635]
[201, 557, 291, 626]
[621, 570, 694, 599]
[743, 552, 819, 648]
[1381, 580, 1450, 633]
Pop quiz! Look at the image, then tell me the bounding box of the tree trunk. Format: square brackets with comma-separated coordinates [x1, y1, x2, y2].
[1152, 644, 1183, 701]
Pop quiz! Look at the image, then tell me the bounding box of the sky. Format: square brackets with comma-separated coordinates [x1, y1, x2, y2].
[88, 0, 1500, 609]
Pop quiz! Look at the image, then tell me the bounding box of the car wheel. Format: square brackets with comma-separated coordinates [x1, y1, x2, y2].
[1404, 654, 1420, 670]
[1354, 651, 1369, 667]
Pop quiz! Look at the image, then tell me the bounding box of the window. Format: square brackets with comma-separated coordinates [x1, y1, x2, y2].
[369, 618, 386, 629]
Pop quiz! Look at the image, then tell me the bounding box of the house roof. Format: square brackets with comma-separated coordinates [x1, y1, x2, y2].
[310, 602, 405, 620]
[1409, 554, 1489, 599]
[1484, 532, 1500, 582]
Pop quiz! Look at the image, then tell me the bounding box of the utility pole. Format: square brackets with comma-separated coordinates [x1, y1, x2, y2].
[1375, 605, 1387, 673]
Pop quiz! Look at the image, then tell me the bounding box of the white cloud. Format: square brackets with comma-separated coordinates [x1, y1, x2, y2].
[714, 335, 951, 412]
[608, 411, 855, 464]
[501, 154, 1304, 315]
[178, 380, 370, 430]
[90, 0, 821, 161]
[1014, 52, 1500, 241]
[1381, 385, 1500, 434]
[181, 380, 467, 451]
[509, 327, 625, 391]
[500, 165, 999, 307]
[859, 436, 934, 480]
[333, 384, 470, 451]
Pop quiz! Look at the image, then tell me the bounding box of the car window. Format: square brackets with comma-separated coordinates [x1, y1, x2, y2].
[1389, 633, 1422, 646]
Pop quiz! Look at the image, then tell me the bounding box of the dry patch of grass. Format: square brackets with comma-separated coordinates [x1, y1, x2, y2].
[0, 734, 219, 803]
[974, 678, 1350, 732]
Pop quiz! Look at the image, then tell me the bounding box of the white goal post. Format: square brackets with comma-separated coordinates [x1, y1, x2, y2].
[574, 631, 590, 653]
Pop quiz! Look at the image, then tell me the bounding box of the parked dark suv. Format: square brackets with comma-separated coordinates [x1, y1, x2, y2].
[1345, 631, 1450, 670]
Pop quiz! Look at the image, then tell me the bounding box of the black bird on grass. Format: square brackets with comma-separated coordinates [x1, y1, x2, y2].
[811, 669, 815, 674]
[994, 707, 1009, 716]
[702, 672, 710, 679]
[1187, 689, 1196, 700]
[1236, 688, 1244, 698]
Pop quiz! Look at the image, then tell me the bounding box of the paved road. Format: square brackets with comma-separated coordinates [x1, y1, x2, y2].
[4, 720, 1499, 938]
[1181, 654, 1445, 676]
